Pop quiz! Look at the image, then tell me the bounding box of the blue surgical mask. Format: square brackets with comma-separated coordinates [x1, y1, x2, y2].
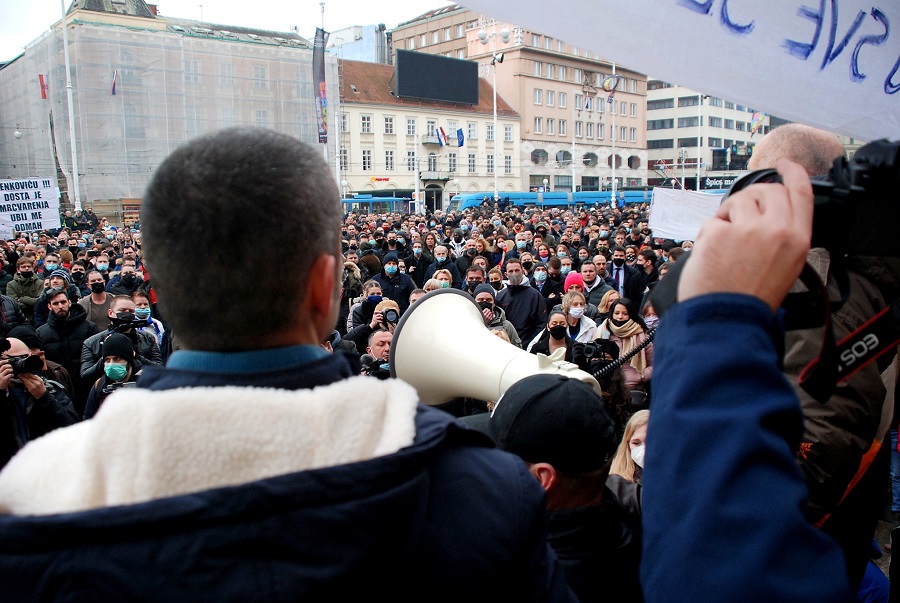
[561, 266, 571, 276]
[436, 255, 447, 263]
[516, 240, 526, 249]
[398, 238, 405, 245]
[104, 363, 128, 381]
[44, 263, 58, 272]
[135, 307, 151, 320]
[385, 265, 398, 276]
[440, 281, 450, 288]
[557, 252, 567, 259]
[97, 263, 109, 271]
[600, 230, 609, 238]
[413, 248, 422, 255]
[534, 271, 547, 284]
[493, 220, 501, 227]
[367, 294, 382, 305]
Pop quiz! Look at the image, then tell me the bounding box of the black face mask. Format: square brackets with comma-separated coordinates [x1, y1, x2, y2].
[466, 248, 476, 256]
[466, 280, 480, 291]
[453, 235, 462, 243]
[477, 301, 494, 313]
[549, 325, 567, 340]
[122, 273, 137, 285]
[612, 257, 626, 267]
[490, 281, 503, 291]
[522, 261, 534, 271]
[71, 271, 85, 282]
[610, 318, 629, 328]
[19, 271, 33, 279]
[91, 282, 106, 294]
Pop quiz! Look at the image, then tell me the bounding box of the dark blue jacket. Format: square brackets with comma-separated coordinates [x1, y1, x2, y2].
[0, 352, 575, 602]
[641, 294, 852, 602]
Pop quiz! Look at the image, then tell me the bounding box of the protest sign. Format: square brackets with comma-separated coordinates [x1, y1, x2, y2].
[462, 0, 899, 142]
[649, 188, 724, 241]
[0, 178, 61, 237]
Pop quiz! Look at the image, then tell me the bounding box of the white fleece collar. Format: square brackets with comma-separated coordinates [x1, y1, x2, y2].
[0, 376, 419, 516]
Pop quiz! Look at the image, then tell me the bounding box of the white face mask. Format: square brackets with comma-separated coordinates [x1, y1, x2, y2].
[569, 306, 585, 318]
[631, 444, 645, 468]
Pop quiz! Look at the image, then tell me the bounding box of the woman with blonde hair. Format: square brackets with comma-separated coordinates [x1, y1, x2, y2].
[423, 278, 443, 292]
[596, 289, 620, 323]
[610, 410, 649, 483]
[433, 269, 453, 288]
[560, 291, 597, 343]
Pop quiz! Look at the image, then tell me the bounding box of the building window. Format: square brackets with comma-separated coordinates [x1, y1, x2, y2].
[361, 114, 372, 133]
[678, 138, 700, 148]
[629, 79, 637, 92]
[585, 97, 593, 111]
[547, 119, 555, 135]
[457, 49, 464, 59]
[630, 103, 637, 117]
[428, 153, 438, 171]
[486, 123, 494, 141]
[253, 65, 268, 89]
[610, 125, 616, 141]
[546, 63, 554, 78]
[362, 149, 372, 171]
[427, 120, 437, 136]
[559, 92, 566, 108]
[408, 38, 415, 50]
[648, 119, 674, 130]
[575, 94, 584, 110]
[630, 128, 637, 142]
[609, 101, 616, 116]
[487, 154, 495, 174]
[545, 37, 553, 50]
[218, 62, 233, 87]
[457, 24, 464, 37]
[574, 69, 582, 84]
[559, 120, 567, 136]
[725, 101, 735, 109]
[534, 88, 543, 104]
[709, 96, 723, 107]
[678, 116, 700, 128]
[647, 139, 674, 149]
[557, 39, 564, 52]
[504, 124, 513, 142]
[407, 118, 417, 136]
[468, 154, 476, 173]
[444, 28, 451, 41]
[555, 175, 573, 191]
[448, 120, 458, 135]
[546, 90, 555, 107]
[407, 151, 416, 171]
[184, 59, 200, 84]
[558, 66, 566, 81]
[432, 31, 439, 44]
[648, 98, 675, 110]
[575, 121, 583, 137]
[467, 122, 477, 140]
[736, 121, 746, 131]
[384, 150, 395, 171]
[449, 152, 457, 172]
[724, 119, 735, 130]
[620, 101, 627, 116]
[505, 155, 512, 174]
[708, 137, 722, 147]
[339, 148, 348, 170]
[384, 116, 394, 134]
[255, 109, 269, 128]
[532, 34, 540, 47]
[534, 61, 542, 76]
[534, 117, 543, 134]
[678, 95, 700, 107]
[620, 126, 627, 141]
[708, 116, 723, 128]
[598, 123, 604, 140]
[586, 122, 594, 138]
[340, 112, 349, 133]
[420, 34, 426, 47]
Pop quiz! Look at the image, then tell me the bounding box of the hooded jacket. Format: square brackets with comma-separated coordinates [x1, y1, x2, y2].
[36, 303, 100, 381]
[0, 353, 575, 602]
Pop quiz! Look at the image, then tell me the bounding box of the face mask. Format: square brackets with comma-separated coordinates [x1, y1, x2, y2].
[122, 273, 137, 285]
[600, 230, 609, 238]
[466, 248, 477, 256]
[631, 444, 645, 468]
[516, 240, 526, 250]
[68, 246, 79, 254]
[466, 280, 480, 290]
[569, 306, 585, 318]
[435, 256, 447, 263]
[578, 255, 588, 261]
[490, 281, 502, 291]
[508, 273, 523, 287]
[461, 225, 469, 232]
[366, 295, 382, 306]
[477, 301, 494, 313]
[549, 325, 567, 340]
[107, 234, 115, 240]
[413, 248, 422, 256]
[430, 221, 436, 227]
[522, 261, 533, 271]
[398, 238, 405, 246]
[533, 271, 546, 284]
[644, 315, 660, 329]
[135, 307, 151, 320]
[557, 252, 567, 259]
[97, 263, 109, 271]
[71, 271, 85, 282]
[538, 252, 549, 259]
[20, 271, 33, 279]
[560, 266, 571, 276]
[453, 235, 462, 243]
[44, 263, 58, 272]
[439, 281, 450, 288]
[115, 311, 136, 322]
[104, 362, 128, 381]
[385, 265, 398, 276]
[626, 254, 636, 262]
[610, 318, 629, 328]
[492, 220, 501, 227]
[90, 282, 106, 294]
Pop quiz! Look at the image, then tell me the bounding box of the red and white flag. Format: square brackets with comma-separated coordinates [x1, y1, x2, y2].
[437, 127, 448, 147]
[38, 74, 48, 100]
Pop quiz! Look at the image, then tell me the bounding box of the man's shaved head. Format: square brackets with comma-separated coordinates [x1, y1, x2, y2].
[748, 123, 845, 176]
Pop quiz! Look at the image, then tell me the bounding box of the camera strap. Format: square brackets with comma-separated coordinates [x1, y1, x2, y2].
[591, 327, 657, 379]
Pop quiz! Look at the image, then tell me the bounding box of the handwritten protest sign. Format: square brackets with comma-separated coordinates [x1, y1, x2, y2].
[0, 178, 61, 237]
[461, 0, 899, 142]
[649, 188, 725, 241]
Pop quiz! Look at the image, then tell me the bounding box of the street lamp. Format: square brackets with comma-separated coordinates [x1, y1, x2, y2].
[696, 94, 708, 190]
[478, 25, 510, 204]
[340, 179, 349, 198]
[542, 178, 549, 192]
[453, 178, 460, 196]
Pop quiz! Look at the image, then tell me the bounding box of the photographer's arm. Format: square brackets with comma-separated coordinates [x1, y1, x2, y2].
[641, 160, 852, 602]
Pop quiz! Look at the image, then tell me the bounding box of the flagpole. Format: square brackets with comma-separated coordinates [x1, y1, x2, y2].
[60, 0, 82, 211]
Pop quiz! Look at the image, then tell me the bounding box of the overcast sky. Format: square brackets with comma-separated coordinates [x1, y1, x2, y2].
[0, 0, 457, 62]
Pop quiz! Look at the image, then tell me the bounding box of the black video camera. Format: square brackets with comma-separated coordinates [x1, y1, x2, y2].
[0, 339, 43, 376]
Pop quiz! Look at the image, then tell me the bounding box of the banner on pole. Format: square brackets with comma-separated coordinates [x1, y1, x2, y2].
[313, 27, 329, 144]
[649, 187, 724, 242]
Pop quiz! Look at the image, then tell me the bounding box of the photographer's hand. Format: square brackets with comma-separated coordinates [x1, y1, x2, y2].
[369, 311, 383, 330]
[0, 361, 12, 391]
[19, 373, 46, 399]
[678, 158, 813, 313]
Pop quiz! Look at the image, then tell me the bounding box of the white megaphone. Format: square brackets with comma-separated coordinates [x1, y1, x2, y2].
[390, 289, 601, 406]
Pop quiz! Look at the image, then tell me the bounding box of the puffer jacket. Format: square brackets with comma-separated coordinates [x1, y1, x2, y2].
[80, 328, 162, 382]
[0, 294, 27, 335]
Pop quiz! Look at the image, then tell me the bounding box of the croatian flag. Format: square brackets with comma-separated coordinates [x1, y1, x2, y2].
[437, 127, 448, 147]
[457, 128, 464, 148]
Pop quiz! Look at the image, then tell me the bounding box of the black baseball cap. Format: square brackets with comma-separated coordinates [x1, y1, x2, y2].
[471, 374, 616, 474]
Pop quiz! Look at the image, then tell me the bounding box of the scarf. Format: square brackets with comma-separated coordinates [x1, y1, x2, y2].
[607, 319, 648, 373]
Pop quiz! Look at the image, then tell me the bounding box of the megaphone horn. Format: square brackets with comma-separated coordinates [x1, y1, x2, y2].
[389, 289, 601, 406]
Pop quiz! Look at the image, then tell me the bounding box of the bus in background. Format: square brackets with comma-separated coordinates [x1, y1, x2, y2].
[447, 189, 655, 213]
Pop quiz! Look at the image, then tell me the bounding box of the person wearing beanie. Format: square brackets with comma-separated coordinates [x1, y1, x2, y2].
[472, 284, 521, 348]
[372, 251, 416, 315]
[83, 333, 137, 420]
[564, 271, 586, 294]
[32, 269, 81, 330]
